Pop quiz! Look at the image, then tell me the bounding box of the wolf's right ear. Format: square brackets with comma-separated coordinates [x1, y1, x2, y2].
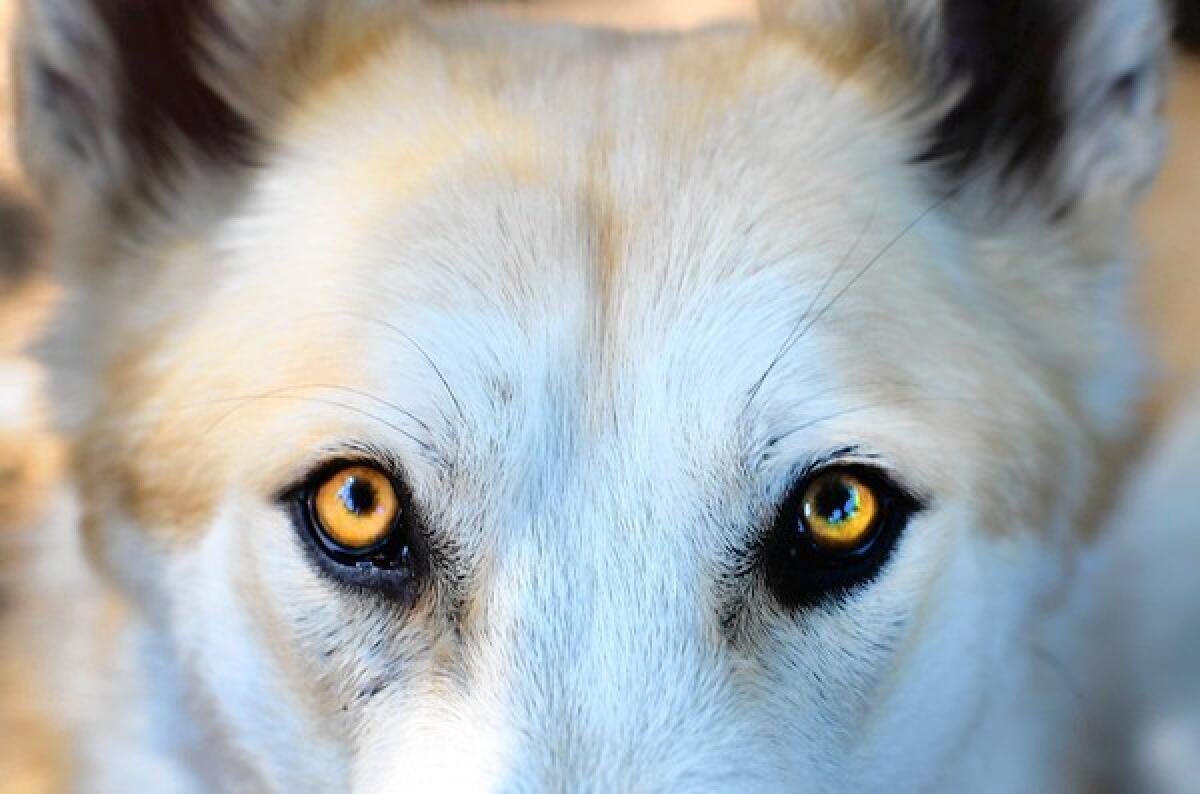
[15, 1, 424, 213]
[761, 0, 1168, 227]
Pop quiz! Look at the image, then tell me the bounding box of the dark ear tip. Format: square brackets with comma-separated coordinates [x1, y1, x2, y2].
[1175, 0, 1200, 52]
[919, 1, 1072, 184]
[23, 0, 260, 201]
[90, 0, 257, 173]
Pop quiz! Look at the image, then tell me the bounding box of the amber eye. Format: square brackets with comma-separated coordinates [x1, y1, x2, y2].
[312, 465, 400, 552]
[762, 464, 921, 609]
[800, 471, 880, 553]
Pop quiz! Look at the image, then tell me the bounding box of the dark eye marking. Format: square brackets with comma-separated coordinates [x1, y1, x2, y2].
[760, 460, 924, 610]
[279, 457, 428, 604]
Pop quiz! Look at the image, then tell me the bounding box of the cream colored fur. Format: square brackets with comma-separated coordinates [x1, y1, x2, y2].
[4, 1, 1173, 791]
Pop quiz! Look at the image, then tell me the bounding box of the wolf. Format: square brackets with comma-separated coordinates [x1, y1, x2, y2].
[1, 0, 1176, 790]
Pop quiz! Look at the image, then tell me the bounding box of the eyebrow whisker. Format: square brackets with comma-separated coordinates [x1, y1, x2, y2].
[743, 191, 953, 414]
[195, 389, 443, 462]
[315, 311, 469, 426]
[744, 203, 877, 411]
[790, 194, 952, 350]
[769, 394, 979, 445]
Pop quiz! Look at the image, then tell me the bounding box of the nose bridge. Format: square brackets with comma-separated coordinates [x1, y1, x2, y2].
[516, 461, 702, 671]
[477, 473, 759, 788]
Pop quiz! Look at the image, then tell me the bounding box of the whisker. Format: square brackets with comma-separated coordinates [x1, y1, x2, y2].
[791, 193, 953, 346]
[769, 395, 980, 445]
[198, 393, 443, 462]
[236, 383, 434, 437]
[66, 382, 442, 464]
[745, 204, 878, 410]
[310, 311, 468, 425]
[744, 191, 955, 413]
[378, 322, 467, 425]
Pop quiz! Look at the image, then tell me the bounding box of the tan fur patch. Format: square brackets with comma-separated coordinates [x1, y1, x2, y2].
[663, 24, 895, 119]
[77, 319, 217, 535]
[282, 10, 414, 114]
[581, 134, 626, 318]
[0, 651, 71, 794]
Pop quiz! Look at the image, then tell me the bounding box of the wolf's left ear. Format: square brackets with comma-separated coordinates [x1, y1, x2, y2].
[15, 1, 422, 213]
[762, 0, 1169, 223]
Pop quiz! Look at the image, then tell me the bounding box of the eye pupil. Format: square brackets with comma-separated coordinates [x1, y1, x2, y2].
[340, 478, 379, 516]
[809, 479, 859, 525]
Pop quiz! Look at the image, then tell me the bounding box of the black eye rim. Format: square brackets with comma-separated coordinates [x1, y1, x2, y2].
[761, 462, 924, 610]
[279, 457, 429, 601]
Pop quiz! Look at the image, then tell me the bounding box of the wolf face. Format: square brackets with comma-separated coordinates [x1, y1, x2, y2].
[13, 1, 1167, 790]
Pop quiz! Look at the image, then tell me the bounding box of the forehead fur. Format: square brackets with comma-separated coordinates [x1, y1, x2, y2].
[71, 17, 1099, 547]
